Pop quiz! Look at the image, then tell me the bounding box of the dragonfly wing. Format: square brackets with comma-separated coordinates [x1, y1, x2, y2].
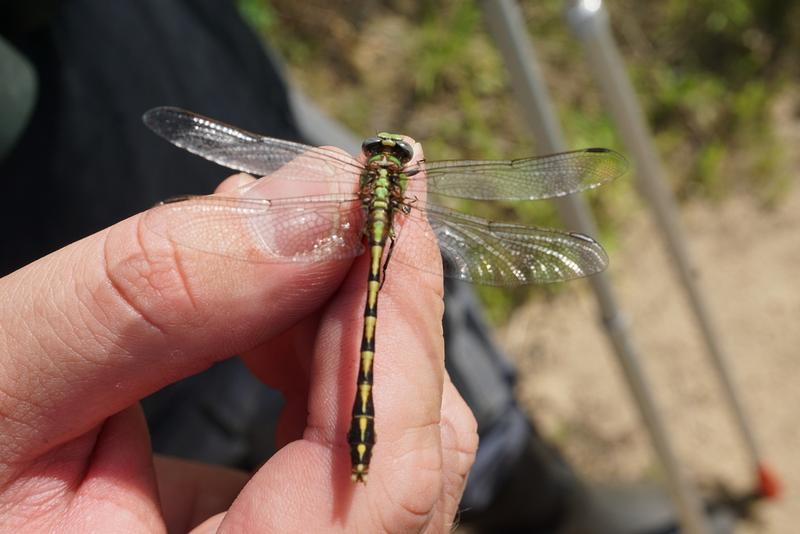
[413, 148, 626, 200]
[144, 193, 365, 262]
[391, 202, 608, 286]
[143, 107, 363, 181]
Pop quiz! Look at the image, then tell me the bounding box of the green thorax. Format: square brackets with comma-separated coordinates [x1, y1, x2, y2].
[360, 132, 414, 199]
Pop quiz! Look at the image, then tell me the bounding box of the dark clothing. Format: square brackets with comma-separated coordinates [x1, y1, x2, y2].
[1, 0, 298, 275]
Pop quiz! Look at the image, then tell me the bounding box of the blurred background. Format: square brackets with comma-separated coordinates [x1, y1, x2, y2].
[235, 0, 800, 532]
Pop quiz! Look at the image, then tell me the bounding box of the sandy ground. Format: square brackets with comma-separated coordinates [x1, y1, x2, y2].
[499, 183, 800, 532]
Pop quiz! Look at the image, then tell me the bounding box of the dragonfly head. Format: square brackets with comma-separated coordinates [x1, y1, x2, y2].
[362, 132, 414, 165]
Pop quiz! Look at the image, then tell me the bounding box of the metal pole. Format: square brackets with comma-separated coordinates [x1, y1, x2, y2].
[480, 1, 710, 532]
[566, 0, 768, 493]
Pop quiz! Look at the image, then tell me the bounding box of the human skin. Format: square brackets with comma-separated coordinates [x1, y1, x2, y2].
[0, 141, 477, 532]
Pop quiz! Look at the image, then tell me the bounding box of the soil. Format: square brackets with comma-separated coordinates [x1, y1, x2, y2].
[500, 185, 800, 532]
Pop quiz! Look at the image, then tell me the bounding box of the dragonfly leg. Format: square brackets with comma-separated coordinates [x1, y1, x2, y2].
[380, 235, 397, 291]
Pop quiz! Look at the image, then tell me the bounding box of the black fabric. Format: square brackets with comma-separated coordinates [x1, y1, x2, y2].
[1, 0, 299, 276]
[0, 0, 59, 36]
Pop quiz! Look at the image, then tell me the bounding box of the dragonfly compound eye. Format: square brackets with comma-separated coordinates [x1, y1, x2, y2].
[363, 133, 414, 164]
[361, 137, 384, 157]
[392, 139, 414, 164]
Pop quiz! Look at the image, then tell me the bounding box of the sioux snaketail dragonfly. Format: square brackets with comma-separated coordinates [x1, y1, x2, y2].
[142, 107, 626, 483]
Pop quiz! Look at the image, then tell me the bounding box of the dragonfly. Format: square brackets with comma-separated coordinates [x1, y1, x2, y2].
[142, 107, 626, 483]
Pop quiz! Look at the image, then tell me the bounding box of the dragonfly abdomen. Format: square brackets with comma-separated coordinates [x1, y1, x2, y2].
[347, 190, 395, 483]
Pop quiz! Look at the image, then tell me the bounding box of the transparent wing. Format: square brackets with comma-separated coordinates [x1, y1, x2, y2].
[412, 148, 626, 200]
[391, 202, 608, 286]
[143, 193, 365, 262]
[143, 107, 363, 181]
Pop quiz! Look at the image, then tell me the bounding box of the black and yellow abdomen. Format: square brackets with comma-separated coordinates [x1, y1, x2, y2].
[346, 236, 382, 482]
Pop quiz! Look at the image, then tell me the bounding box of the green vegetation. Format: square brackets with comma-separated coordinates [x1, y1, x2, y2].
[237, 0, 799, 322]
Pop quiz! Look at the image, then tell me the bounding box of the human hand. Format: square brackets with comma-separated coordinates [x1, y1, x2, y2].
[0, 142, 477, 532]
